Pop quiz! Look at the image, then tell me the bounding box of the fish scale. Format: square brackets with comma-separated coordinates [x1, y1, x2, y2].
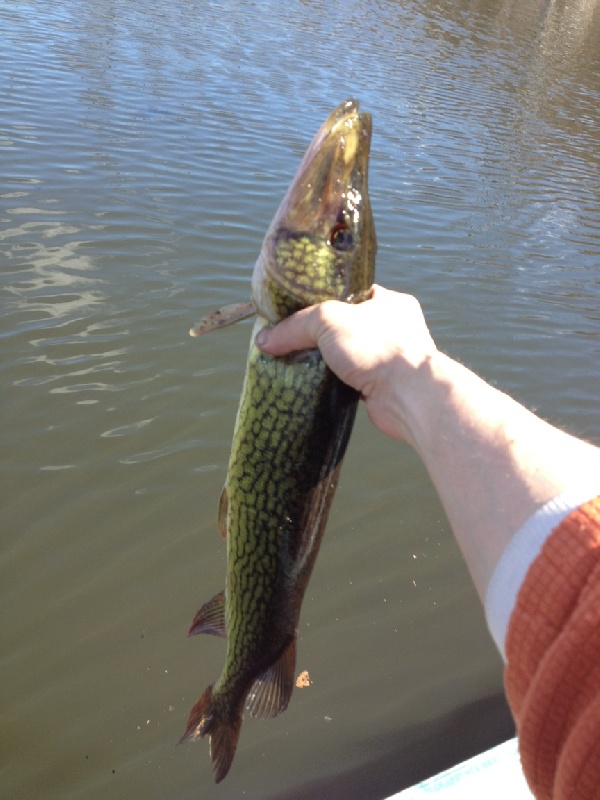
[181, 99, 376, 783]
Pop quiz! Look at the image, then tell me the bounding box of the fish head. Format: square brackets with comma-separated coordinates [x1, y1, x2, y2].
[252, 99, 376, 321]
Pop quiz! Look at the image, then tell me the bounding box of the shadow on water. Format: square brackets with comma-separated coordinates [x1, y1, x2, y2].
[269, 693, 515, 800]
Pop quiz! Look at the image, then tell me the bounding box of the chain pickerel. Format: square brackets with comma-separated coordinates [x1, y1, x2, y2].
[181, 99, 376, 782]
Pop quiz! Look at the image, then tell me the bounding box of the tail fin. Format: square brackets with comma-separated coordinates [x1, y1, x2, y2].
[179, 685, 242, 783]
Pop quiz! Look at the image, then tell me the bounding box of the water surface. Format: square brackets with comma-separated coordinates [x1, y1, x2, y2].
[1, 1, 599, 798]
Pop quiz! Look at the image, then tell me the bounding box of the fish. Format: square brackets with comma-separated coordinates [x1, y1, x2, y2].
[181, 99, 376, 783]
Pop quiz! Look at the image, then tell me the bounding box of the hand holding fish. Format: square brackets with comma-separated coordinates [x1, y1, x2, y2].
[256, 284, 437, 443]
[256, 280, 600, 800]
[257, 287, 600, 600]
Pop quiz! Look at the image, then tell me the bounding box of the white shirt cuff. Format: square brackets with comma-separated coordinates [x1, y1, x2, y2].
[485, 487, 600, 660]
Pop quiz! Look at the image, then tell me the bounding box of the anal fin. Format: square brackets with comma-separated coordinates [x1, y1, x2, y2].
[188, 590, 227, 637]
[245, 635, 297, 718]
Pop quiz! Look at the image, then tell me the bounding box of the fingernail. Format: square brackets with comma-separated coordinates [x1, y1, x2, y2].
[255, 329, 269, 348]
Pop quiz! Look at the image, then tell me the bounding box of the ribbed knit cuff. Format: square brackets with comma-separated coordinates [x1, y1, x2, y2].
[485, 487, 600, 659]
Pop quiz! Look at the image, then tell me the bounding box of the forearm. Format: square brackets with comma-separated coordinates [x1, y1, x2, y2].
[255, 289, 600, 600]
[395, 351, 600, 598]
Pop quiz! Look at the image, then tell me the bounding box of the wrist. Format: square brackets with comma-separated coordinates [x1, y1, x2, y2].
[366, 346, 447, 444]
[387, 349, 453, 448]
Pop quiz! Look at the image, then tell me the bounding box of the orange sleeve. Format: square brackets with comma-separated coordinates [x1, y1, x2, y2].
[504, 496, 600, 800]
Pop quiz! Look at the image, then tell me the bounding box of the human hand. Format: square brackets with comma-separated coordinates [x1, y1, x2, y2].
[255, 285, 438, 441]
[257, 283, 600, 602]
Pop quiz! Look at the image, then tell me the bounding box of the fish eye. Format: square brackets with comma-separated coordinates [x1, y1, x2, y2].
[329, 223, 354, 252]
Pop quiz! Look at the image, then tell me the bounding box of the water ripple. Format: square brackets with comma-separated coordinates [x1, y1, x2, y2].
[1, 1, 599, 798]
[101, 418, 156, 438]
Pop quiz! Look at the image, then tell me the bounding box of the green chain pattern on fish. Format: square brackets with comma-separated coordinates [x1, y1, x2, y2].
[219, 343, 340, 695]
[266, 234, 347, 317]
[181, 99, 376, 783]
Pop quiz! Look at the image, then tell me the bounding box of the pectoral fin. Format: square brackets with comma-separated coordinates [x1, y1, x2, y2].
[189, 301, 255, 337]
[245, 635, 297, 718]
[188, 590, 226, 637]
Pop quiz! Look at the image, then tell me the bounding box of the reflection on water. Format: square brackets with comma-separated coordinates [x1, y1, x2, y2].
[1, 0, 599, 798]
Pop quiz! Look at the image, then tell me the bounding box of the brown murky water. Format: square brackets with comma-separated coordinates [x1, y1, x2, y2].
[2, 0, 599, 797]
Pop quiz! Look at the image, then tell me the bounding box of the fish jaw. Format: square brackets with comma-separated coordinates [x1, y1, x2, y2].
[252, 99, 376, 321]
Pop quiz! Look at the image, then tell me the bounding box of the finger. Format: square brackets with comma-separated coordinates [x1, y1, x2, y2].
[255, 304, 327, 355]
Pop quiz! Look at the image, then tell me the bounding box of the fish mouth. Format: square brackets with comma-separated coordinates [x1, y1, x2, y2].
[251, 99, 375, 319]
[270, 99, 372, 234]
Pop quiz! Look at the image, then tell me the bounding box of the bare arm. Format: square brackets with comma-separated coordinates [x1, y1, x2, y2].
[256, 285, 600, 598]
